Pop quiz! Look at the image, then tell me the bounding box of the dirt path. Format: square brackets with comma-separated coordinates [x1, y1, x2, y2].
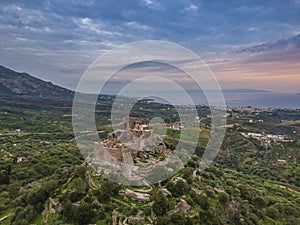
[88, 173, 99, 190]
[0, 214, 11, 223]
[277, 185, 300, 195]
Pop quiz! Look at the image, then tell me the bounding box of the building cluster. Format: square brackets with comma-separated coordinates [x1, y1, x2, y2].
[92, 117, 171, 183]
[93, 117, 166, 163]
[240, 132, 291, 143]
[166, 121, 184, 130]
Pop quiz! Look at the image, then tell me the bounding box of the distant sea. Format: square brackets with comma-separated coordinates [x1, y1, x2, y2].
[111, 90, 300, 109]
[184, 91, 299, 109]
[219, 92, 300, 109]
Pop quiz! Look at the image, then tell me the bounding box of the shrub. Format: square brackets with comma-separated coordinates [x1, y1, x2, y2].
[266, 206, 280, 219]
[170, 214, 186, 225]
[166, 180, 190, 198]
[238, 184, 254, 200]
[0, 169, 9, 184]
[252, 196, 267, 209]
[95, 180, 120, 203]
[219, 192, 229, 205]
[152, 191, 169, 216]
[8, 183, 21, 199]
[26, 187, 48, 212]
[182, 168, 193, 184]
[144, 206, 152, 216]
[71, 177, 87, 194]
[194, 194, 209, 210]
[73, 165, 87, 179]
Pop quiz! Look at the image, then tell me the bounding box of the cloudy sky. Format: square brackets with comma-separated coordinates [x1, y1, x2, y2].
[0, 0, 299, 93]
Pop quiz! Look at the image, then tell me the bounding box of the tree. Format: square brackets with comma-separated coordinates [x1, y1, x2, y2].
[152, 191, 169, 216]
[62, 201, 74, 221]
[170, 214, 186, 225]
[68, 191, 84, 202]
[7, 165, 11, 175]
[252, 196, 266, 209]
[26, 187, 48, 212]
[96, 180, 120, 203]
[192, 194, 209, 210]
[155, 216, 170, 225]
[218, 192, 229, 205]
[182, 168, 193, 184]
[74, 165, 87, 179]
[72, 177, 87, 194]
[8, 183, 21, 199]
[155, 214, 191, 225]
[44, 180, 59, 194]
[63, 201, 96, 224]
[12, 219, 30, 225]
[73, 202, 96, 225]
[0, 169, 9, 185]
[238, 184, 254, 200]
[266, 206, 280, 219]
[166, 180, 189, 198]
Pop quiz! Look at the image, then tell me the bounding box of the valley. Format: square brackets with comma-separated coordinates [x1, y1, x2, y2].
[0, 66, 299, 225]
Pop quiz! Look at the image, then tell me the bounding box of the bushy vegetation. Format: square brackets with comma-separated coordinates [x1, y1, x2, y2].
[0, 96, 299, 224]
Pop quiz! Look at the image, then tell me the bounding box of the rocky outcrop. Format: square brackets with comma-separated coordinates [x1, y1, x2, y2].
[42, 198, 61, 215]
[228, 200, 241, 221]
[214, 187, 225, 193]
[112, 210, 123, 225]
[123, 189, 151, 202]
[128, 211, 145, 224]
[192, 188, 202, 196]
[42, 198, 62, 223]
[161, 188, 172, 197]
[168, 199, 191, 215]
[173, 177, 187, 184]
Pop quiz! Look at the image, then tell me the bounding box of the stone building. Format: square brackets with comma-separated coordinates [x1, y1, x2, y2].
[93, 117, 166, 164]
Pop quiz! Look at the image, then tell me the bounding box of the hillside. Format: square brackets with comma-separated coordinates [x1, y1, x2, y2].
[0, 93, 299, 224]
[0, 66, 74, 99]
[0, 67, 299, 225]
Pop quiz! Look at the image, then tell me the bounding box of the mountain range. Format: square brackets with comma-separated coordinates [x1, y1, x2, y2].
[0, 65, 73, 99]
[1, 65, 298, 102]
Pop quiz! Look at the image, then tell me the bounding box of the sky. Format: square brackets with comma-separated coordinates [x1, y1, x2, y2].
[0, 0, 299, 93]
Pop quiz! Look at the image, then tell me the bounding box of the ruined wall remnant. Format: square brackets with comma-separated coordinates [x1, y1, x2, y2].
[93, 117, 168, 164]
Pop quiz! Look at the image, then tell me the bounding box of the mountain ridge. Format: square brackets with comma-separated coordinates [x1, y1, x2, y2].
[0, 65, 275, 100]
[0, 65, 74, 99]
